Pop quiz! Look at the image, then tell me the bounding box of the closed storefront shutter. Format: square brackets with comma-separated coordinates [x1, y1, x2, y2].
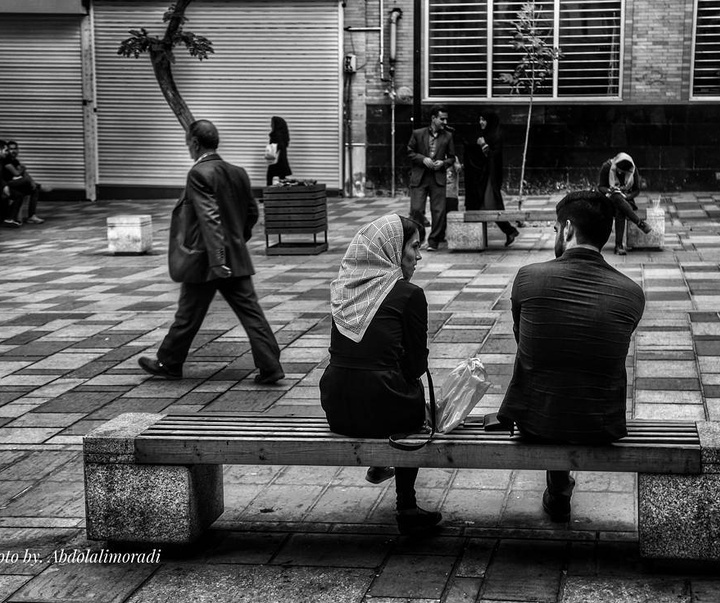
[93, 0, 342, 190]
[0, 15, 85, 189]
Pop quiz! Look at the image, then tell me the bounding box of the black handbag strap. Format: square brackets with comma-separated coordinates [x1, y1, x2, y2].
[388, 369, 436, 451]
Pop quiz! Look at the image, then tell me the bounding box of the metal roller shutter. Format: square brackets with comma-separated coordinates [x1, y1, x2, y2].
[0, 15, 85, 189]
[93, 0, 342, 190]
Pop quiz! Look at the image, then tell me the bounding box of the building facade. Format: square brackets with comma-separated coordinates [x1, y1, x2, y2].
[1, 0, 718, 200]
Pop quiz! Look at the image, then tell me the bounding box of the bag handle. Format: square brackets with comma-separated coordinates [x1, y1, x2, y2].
[388, 369, 436, 451]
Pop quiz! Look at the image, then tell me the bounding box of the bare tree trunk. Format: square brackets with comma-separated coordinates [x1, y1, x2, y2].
[518, 63, 536, 211]
[518, 98, 532, 210]
[150, 50, 195, 131]
[152, 0, 196, 132]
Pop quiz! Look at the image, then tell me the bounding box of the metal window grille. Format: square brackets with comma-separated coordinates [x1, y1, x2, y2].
[426, 0, 623, 100]
[427, 0, 488, 98]
[692, 0, 720, 98]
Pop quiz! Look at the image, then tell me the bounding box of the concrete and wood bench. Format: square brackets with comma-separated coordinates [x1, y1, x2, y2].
[446, 209, 556, 250]
[83, 413, 720, 560]
[447, 204, 666, 251]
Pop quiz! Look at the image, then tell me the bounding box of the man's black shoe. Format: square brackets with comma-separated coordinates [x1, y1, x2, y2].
[254, 368, 285, 385]
[542, 488, 571, 523]
[138, 357, 182, 380]
[505, 230, 519, 247]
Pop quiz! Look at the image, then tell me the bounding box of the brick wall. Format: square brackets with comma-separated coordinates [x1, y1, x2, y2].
[625, 0, 695, 102]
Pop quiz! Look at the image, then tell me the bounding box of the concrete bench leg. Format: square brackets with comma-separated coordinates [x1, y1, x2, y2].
[638, 422, 720, 560]
[638, 473, 720, 560]
[446, 213, 487, 251]
[83, 412, 223, 544]
[85, 462, 223, 544]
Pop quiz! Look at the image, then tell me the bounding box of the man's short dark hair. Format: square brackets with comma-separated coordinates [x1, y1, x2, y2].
[556, 190, 615, 249]
[188, 120, 219, 150]
[430, 104, 447, 118]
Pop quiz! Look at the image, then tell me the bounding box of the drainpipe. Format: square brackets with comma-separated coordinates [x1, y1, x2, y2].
[389, 8, 402, 198]
[344, 0, 387, 81]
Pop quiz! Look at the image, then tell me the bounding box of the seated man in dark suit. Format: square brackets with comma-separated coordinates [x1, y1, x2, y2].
[497, 190, 646, 522]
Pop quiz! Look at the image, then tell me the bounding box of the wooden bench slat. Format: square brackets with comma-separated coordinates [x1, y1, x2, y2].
[462, 210, 557, 222]
[141, 428, 700, 445]
[134, 437, 701, 473]
[159, 415, 695, 427]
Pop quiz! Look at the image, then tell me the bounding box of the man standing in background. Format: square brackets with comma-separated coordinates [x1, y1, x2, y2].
[407, 105, 455, 251]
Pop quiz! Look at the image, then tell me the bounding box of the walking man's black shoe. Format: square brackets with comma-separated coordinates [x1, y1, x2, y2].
[138, 357, 182, 380]
[254, 368, 285, 385]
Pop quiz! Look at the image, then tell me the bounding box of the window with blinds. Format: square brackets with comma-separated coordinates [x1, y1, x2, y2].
[427, 0, 488, 97]
[692, 0, 720, 97]
[491, 0, 555, 98]
[425, 0, 623, 100]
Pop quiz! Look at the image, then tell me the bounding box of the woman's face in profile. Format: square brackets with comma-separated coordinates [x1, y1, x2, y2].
[401, 231, 422, 280]
[479, 116, 487, 130]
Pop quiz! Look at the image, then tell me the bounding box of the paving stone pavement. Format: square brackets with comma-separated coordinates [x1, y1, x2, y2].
[0, 191, 719, 602]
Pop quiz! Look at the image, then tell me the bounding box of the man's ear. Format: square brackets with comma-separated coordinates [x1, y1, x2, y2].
[564, 220, 575, 242]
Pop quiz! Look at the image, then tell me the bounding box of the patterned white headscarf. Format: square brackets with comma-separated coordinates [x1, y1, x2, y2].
[609, 152, 636, 192]
[331, 214, 405, 343]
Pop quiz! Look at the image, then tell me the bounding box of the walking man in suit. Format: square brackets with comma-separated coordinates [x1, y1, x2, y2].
[407, 105, 455, 251]
[139, 119, 284, 385]
[497, 190, 645, 522]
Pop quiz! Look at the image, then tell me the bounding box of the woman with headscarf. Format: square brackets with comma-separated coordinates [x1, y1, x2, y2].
[320, 214, 442, 536]
[463, 110, 519, 246]
[266, 116, 292, 186]
[597, 152, 652, 255]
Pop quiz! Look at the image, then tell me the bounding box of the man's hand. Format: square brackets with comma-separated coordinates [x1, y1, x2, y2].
[210, 264, 232, 279]
[433, 160, 444, 170]
[423, 157, 435, 169]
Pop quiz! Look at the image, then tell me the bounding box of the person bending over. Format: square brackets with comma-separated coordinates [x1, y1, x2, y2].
[597, 152, 652, 255]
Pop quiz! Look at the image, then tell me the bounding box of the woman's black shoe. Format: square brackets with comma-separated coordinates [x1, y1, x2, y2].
[366, 466, 395, 484]
[396, 506, 442, 535]
[542, 489, 571, 523]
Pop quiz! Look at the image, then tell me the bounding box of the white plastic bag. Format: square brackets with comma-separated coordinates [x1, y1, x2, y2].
[433, 357, 490, 433]
[264, 142, 279, 165]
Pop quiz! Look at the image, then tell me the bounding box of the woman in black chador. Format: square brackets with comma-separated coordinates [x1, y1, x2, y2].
[266, 116, 292, 186]
[463, 110, 519, 246]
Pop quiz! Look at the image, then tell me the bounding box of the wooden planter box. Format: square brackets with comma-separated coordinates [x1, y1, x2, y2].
[263, 184, 328, 255]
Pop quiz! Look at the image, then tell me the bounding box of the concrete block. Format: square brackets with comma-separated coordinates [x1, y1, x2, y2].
[446, 213, 486, 251]
[698, 420, 720, 472]
[107, 214, 153, 254]
[626, 205, 665, 250]
[638, 472, 720, 560]
[85, 462, 223, 544]
[83, 412, 164, 464]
